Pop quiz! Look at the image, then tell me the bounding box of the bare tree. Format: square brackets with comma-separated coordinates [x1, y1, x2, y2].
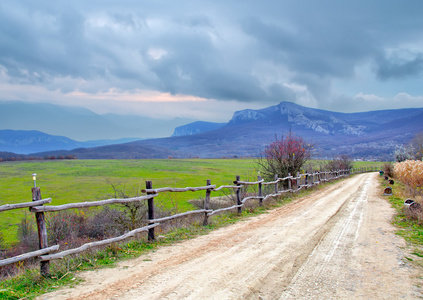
[257, 131, 312, 180]
[410, 132, 423, 161]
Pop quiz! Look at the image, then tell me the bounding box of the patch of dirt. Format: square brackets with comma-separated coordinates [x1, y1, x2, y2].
[38, 173, 422, 299]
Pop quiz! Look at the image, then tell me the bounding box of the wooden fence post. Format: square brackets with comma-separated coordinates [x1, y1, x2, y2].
[288, 173, 292, 190]
[274, 174, 279, 194]
[258, 175, 263, 207]
[235, 175, 242, 214]
[203, 179, 211, 226]
[146, 181, 155, 241]
[297, 172, 300, 190]
[32, 187, 49, 277]
[304, 173, 308, 189]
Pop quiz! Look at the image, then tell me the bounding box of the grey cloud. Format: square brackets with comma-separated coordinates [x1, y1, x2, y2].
[376, 54, 423, 80]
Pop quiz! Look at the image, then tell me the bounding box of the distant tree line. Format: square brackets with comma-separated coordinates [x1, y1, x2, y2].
[0, 152, 76, 162]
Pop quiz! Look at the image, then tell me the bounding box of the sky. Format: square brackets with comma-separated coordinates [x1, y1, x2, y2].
[1, 0, 423, 123]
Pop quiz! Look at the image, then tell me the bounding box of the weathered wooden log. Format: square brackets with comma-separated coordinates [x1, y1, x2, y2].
[213, 185, 243, 191]
[0, 198, 52, 212]
[288, 173, 292, 190]
[40, 224, 159, 261]
[0, 245, 59, 267]
[149, 209, 210, 223]
[274, 174, 279, 194]
[258, 175, 263, 206]
[208, 204, 243, 216]
[32, 187, 49, 277]
[241, 196, 261, 204]
[235, 176, 242, 214]
[236, 179, 264, 185]
[262, 192, 283, 201]
[305, 173, 308, 189]
[146, 181, 155, 241]
[262, 175, 292, 185]
[203, 179, 211, 226]
[30, 194, 157, 212]
[142, 185, 216, 193]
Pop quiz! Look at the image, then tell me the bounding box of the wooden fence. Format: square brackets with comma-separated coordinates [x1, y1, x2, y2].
[0, 167, 378, 276]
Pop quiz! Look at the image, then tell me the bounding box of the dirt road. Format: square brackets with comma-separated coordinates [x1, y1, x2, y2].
[39, 173, 421, 299]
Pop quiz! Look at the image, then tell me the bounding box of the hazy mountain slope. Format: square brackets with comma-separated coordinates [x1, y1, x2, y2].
[0, 101, 193, 140]
[0, 130, 141, 154]
[172, 121, 226, 137]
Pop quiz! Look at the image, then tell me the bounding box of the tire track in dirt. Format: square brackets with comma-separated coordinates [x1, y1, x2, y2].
[38, 173, 421, 300]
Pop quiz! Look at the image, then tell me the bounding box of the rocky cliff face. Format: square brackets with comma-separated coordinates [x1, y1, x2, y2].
[230, 101, 366, 136]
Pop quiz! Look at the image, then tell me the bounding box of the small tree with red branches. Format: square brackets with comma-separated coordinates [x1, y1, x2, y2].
[257, 132, 312, 180]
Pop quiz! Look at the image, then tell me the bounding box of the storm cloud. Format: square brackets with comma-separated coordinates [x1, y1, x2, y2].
[1, 0, 423, 123]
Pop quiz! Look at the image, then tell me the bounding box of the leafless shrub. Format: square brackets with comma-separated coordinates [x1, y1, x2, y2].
[46, 211, 82, 245]
[325, 155, 353, 171]
[384, 162, 395, 178]
[17, 212, 38, 251]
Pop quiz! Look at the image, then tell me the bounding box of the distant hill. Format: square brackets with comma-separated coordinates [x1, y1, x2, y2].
[28, 101, 423, 160]
[0, 130, 141, 154]
[0, 100, 194, 140]
[172, 121, 226, 137]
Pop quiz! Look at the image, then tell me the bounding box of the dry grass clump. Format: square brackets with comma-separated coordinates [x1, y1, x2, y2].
[394, 160, 423, 193]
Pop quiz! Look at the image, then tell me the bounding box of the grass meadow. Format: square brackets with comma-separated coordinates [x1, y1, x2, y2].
[0, 158, 382, 245]
[0, 159, 257, 245]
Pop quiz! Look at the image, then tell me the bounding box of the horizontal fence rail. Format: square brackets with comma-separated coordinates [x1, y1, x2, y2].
[0, 198, 52, 212]
[0, 166, 379, 276]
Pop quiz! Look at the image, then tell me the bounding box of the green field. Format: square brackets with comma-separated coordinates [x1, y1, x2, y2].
[0, 159, 382, 245]
[0, 159, 259, 245]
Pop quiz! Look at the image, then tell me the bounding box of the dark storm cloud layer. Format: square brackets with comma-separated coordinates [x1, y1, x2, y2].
[1, 0, 423, 114]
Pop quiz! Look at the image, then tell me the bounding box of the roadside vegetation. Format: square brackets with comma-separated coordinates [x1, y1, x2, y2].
[381, 159, 423, 268]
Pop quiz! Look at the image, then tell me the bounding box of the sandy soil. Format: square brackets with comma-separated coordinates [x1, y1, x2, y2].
[38, 173, 422, 299]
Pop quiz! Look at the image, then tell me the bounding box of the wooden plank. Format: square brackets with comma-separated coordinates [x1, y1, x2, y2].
[0, 245, 60, 267]
[0, 198, 51, 212]
[142, 185, 216, 193]
[40, 224, 159, 261]
[30, 194, 157, 212]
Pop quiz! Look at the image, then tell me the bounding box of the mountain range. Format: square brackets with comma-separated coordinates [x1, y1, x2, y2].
[2, 101, 423, 160]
